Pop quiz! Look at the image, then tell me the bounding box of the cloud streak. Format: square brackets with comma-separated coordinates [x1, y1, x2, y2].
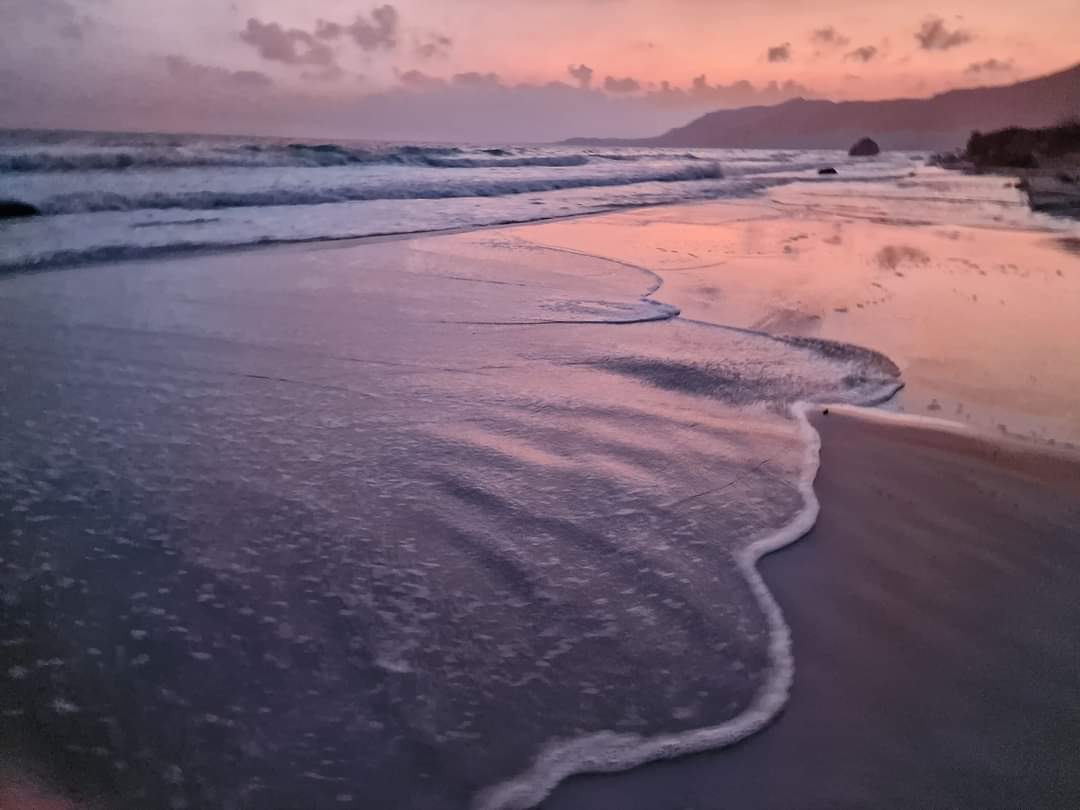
[0, 45, 823, 143]
[966, 58, 1013, 74]
[242, 5, 405, 74]
[415, 34, 453, 59]
[650, 75, 812, 108]
[915, 17, 973, 51]
[568, 64, 594, 88]
[845, 46, 878, 63]
[811, 26, 849, 48]
[317, 6, 400, 52]
[240, 19, 336, 67]
[165, 55, 273, 90]
[767, 43, 792, 63]
[604, 75, 641, 93]
[7, 0, 1058, 143]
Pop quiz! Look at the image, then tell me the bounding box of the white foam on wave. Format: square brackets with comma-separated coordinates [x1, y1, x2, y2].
[0, 144, 594, 173]
[471, 385, 902, 810]
[35, 162, 727, 215]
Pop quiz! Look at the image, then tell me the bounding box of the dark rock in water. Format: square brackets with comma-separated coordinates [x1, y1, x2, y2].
[849, 137, 880, 157]
[0, 200, 40, 219]
[1021, 176, 1080, 218]
[818, 167, 839, 175]
[928, 151, 968, 169]
[1057, 172, 1077, 184]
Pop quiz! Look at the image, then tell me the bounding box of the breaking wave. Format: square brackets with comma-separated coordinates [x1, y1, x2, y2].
[2, 129, 915, 272]
[35, 163, 726, 214]
[0, 143, 669, 173]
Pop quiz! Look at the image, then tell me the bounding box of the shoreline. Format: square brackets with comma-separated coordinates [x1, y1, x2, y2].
[545, 405, 1080, 810]
[473, 389, 903, 810]
[6, 403, 1077, 810]
[0, 219, 903, 810]
[502, 194, 1080, 447]
[3, 186, 1078, 809]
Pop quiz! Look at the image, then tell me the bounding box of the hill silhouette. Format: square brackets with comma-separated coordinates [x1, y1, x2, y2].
[565, 63, 1080, 150]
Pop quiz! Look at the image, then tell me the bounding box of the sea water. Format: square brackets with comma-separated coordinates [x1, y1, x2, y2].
[0, 129, 919, 271]
[0, 213, 904, 808]
[0, 128, 1055, 809]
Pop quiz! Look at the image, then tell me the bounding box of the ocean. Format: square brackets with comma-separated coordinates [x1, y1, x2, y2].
[0, 129, 922, 271]
[0, 129, 1070, 809]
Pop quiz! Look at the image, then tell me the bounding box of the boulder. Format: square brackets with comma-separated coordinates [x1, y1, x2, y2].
[0, 200, 40, 219]
[818, 167, 838, 175]
[848, 137, 880, 157]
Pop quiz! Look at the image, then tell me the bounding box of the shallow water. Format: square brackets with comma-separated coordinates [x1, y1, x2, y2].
[544, 410, 1080, 810]
[0, 228, 899, 808]
[488, 174, 1080, 447]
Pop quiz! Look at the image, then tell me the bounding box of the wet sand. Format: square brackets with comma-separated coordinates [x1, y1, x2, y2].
[3, 190, 1080, 809]
[0, 219, 897, 810]
[545, 409, 1080, 810]
[8, 408, 1079, 810]
[503, 193, 1080, 446]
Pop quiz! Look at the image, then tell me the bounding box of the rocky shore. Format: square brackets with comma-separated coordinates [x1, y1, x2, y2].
[934, 123, 1080, 217]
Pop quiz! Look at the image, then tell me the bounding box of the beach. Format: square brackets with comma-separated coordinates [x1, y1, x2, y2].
[546, 407, 1080, 809]
[2, 171, 1079, 809]
[503, 188, 1080, 446]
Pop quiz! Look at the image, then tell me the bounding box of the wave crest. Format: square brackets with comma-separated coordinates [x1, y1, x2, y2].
[0, 144, 605, 174]
[37, 163, 726, 214]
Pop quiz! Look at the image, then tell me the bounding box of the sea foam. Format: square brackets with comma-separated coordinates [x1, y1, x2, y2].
[469, 388, 901, 810]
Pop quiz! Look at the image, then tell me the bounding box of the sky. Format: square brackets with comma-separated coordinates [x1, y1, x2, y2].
[2, 0, 1078, 142]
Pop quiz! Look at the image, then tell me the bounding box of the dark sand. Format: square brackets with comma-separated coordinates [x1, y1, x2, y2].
[545, 410, 1080, 810]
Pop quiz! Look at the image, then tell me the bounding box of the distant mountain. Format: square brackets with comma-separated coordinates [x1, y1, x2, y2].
[565, 63, 1080, 151]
